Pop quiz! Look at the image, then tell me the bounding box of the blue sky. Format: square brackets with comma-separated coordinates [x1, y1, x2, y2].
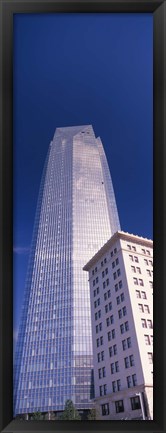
[13, 13, 153, 338]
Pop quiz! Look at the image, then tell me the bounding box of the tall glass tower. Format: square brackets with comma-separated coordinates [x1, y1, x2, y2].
[14, 125, 120, 416]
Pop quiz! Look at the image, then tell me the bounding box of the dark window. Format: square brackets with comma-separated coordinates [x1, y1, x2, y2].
[101, 403, 109, 416]
[130, 396, 141, 410]
[115, 400, 124, 413]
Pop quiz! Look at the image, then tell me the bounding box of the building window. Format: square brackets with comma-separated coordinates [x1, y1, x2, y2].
[94, 289, 96, 297]
[132, 374, 137, 386]
[129, 254, 133, 261]
[112, 261, 115, 269]
[141, 319, 147, 328]
[115, 361, 119, 372]
[136, 290, 141, 298]
[105, 267, 108, 275]
[147, 352, 153, 364]
[139, 279, 144, 286]
[104, 257, 107, 263]
[144, 334, 150, 345]
[147, 320, 153, 329]
[104, 384, 107, 395]
[106, 278, 109, 286]
[133, 277, 138, 285]
[130, 354, 135, 366]
[115, 400, 124, 413]
[130, 396, 141, 410]
[149, 281, 153, 288]
[138, 303, 144, 312]
[101, 350, 104, 361]
[127, 376, 132, 388]
[134, 256, 139, 263]
[101, 403, 109, 416]
[118, 309, 122, 319]
[102, 271, 105, 278]
[98, 368, 102, 379]
[144, 305, 150, 313]
[127, 244, 132, 250]
[123, 306, 127, 316]
[131, 265, 136, 273]
[103, 281, 106, 289]
[97, 353, 100, 363]
[113, 272, 117, 280]
[95, 266, 97, 273]
[141, 291, 147, 299]
[93, 280, 95, 287]
[119, 280, 123, 289]
[127, 337, 132, 348]
[116, 258, 119, 265]
[136, 267, 141, 274]
[115, 283, 118, 292]
[101, 261, 103, 267]
[124, 357, 130, 368]
[96, 277, 98, 283]
[111, 363, 115, 374]
[117, 268, 121, 277]
[112, 381, 116, 392]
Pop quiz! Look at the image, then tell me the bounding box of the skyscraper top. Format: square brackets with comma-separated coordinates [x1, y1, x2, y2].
[53, 124, 95, 139]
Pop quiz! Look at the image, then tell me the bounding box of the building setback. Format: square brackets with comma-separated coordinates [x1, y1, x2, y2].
[14, 125, 120, 417]
[83, 231, 153, 420]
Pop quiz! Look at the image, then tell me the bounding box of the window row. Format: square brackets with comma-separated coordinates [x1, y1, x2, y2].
[127, 244, 136, 251]
[138, 304, 150, 313]
[133, 277, 144, 286]
[101, 396, 141, 416]
[142, 319, 153, 329]
[136, 290, 147, 299]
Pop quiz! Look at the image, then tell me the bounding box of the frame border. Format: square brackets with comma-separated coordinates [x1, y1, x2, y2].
[0, 1, 165, 432]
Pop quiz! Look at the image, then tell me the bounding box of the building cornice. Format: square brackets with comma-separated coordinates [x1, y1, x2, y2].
[83, 230, 153, 271]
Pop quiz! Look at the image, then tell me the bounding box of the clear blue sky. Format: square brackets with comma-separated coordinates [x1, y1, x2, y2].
[13, 13, 153, 338]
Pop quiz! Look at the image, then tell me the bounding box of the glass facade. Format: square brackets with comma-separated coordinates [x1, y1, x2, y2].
[14, 125, 120, 415]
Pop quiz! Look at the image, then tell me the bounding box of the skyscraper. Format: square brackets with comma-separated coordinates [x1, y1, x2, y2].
[14, 125, 120, 417]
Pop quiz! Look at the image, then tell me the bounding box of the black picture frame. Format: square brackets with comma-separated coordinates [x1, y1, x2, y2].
[0, 0, 165, 432]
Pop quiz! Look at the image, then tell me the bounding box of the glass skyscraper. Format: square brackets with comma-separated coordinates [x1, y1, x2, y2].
[14, 125, 120, 416]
